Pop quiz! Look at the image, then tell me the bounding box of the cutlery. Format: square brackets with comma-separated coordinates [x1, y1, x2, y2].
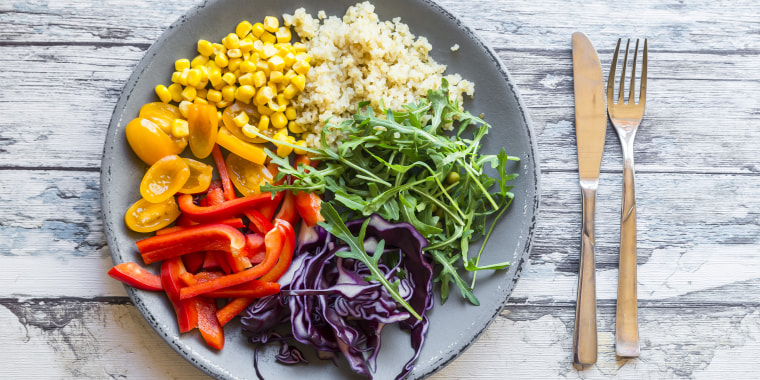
[571, 32, 607, 366]
[608, 38, 647, 358]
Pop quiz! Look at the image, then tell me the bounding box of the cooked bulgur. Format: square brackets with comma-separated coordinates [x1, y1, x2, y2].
[283, 1, 474, 148]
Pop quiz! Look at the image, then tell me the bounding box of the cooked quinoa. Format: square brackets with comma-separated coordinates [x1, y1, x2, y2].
[283, 1, 474, 148]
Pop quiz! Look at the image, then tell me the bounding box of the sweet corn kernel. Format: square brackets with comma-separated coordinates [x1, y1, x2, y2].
[171, 71, 182, 83]
[198, 40, 215, 56]
[227, 48, 242, 59]
[268, 99, 285, 113]
[212, 43, 226, 55]
[236, 21, 253, 38]
[276, 93, 288, 106]
[254, 85, 275, 106]
[232, 111, 249, 127]
[215, 52, 229, 68]
[276, 143, 293, 158]
[285, 106, 296, 120]
[178, 100, 192, 118]
[222, 72, 236, 86]
[263, 16, 279, 32]
[193, 97, 208, 105]
[207, 89, 222, 103]
[291, 74, 306, 91]
[282, 52, 296, 67]
[222, 33, 240, 49]
[221, 85, 237, 102]
[251, 23, 265, 37]
[197, 88, 208, 98]
[258, 114, 270, 130]
[268, 55, 285, 72]
[252, 39, 265, 55]
[271, 112, 288, 129]
[239, 38, 254, 53]
[178, 68, 190, 86]
[191, 55, 209, 68]
[275, 27, 292, 43]
[171, 119, 189, 137]
[293, 42, 307, 53]
[257, 104, 274, 116]
[168, 83, 184, 102]
[241, 123, 258, 139]
[269, 70, 283, 83]
[261, 43, 278, 58]
[235, 85, 256, 104]
[282, 84, 298, 99]
[154, 85, 172, 103]
[181, 86, 197, 101]
[238, 73, 254, 86]
[240, 59, 256, 73]
[273, 128, 288, 142]
[260, 31, 276, 44]
[216, 100, 231, 108]
[187, 68, 202, 88]
[175, 59, 190, 71]
[294, 52, 310, 63]
[293, 60, 310, 75]
[228, 57, 242, 72]
[255, 60, 271, 77]
[288, 121, 305, 134]
[209, 70, 225, 89]
[293, 139, 307, 155]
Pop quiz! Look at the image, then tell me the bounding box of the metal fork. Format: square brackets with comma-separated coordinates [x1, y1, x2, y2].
[607, 38, 647, 358]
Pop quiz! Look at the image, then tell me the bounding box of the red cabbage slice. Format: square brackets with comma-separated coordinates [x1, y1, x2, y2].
[241, 215, 433, 379]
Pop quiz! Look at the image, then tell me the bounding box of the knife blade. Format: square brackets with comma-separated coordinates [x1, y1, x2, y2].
[571, 31, 606, 366]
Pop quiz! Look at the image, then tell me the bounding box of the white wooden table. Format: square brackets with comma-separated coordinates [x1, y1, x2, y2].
[2, 0, 759, 378]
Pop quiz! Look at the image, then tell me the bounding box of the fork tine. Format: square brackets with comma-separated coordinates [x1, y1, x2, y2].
[607, 38, 621, 104]
[639, 39, 648, 105]
[629, 39, 639, 104]
[618, 39, 630, 104]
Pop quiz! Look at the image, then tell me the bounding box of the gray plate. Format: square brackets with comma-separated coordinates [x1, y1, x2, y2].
[100, 0, 540, 379]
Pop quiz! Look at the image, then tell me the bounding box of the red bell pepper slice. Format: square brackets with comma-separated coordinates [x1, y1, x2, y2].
[259, 219, 296, 282]
[245, 209, 274, 233]
[211, 144, 236, 201]
[274, 190, 300, 227]
[181, 252, 206, 274]
[108, 262, 163, 291]
[214, 282, 280, 327]
[161, 258, 198, 333]
[177, 193, 275, 224]
[245, 233, 266, 263]
[206, 279, 280, 299]
[138, 224, 247, 265]
[156, 217, 245, 236]
[179, 221, 287, 300]
[203, 251, 221, 270]
[293, 155, 324, 227]
[196, 297, 224, 350]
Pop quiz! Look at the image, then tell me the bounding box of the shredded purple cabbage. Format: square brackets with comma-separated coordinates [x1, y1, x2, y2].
[240, 214, 433, 379]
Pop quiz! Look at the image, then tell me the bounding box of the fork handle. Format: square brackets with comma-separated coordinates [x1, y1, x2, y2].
[616, 148, 640, 357]
[574, 181, 598, 365]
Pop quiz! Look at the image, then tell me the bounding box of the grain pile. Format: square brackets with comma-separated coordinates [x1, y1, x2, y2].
[283, 1, 474, 147]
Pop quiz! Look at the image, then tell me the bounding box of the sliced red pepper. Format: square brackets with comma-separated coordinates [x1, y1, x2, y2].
[196, 297, 224, 350]
[206, 279, 280, 299]
[160, 258, 198, 333]
[181, 252, 206, 274]
[177, 193, 275, 224]
[179, 222, 285, 300]
[156, 217, 245, 236]
[211, 144, 236, 201]
[216, 297, 256, 327]
[256, 190, 284, 221]
[108, 262, 163, 291]
[214, 282, 281, 326]
[245, 209, 274, 233]
[274, 190, 300, 227]
[245, 233, 266, 263]
[205, 186, 226, 206]
[138, 224, 247, 265]
[203, 251, 221, 270]
[293, 155, 324, 227]
[259, 219, 296, 282]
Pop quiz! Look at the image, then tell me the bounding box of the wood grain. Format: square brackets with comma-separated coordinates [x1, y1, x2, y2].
[1, 0, 759, 378]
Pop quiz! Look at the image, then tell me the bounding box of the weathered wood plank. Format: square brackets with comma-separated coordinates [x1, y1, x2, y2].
[1, 44, 758, 173]
[3, 299, 760, 379]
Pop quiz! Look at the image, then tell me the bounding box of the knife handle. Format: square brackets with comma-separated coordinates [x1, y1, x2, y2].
[574, 182, 598, 365]
[616, 148, 640, 357]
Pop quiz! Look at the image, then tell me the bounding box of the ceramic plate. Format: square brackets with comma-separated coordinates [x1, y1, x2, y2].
[101, 0, 539, 378]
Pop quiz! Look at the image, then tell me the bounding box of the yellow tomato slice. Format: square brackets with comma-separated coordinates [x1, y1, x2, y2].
[187, 103, 219, 159]
[125, 118, 184, 165]
[124, 197, 181, 233]
[226, 152, 273, 196]
[179, 158, 213, 194]
[139, 102, 182, 135]
[216, 127, 267, 165]
[139, 155, 190, 203]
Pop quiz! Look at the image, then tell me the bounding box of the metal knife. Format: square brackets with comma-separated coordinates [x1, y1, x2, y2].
[571, 31, 607, 366]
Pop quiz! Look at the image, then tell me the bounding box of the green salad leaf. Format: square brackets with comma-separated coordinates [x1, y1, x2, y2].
[259, 78, 520, 305]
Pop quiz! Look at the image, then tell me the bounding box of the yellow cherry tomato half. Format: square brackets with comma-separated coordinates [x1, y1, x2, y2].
[125, 118, 184, 165]
[179, 158, 213, 194]
[226, 152, 273, 196]
[216, 127, 267, 165]
[124, 197, 181, 233]
[139, 102, 182, 135]
[139, 155, 190, 203]
[187, 103, 219, 159]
